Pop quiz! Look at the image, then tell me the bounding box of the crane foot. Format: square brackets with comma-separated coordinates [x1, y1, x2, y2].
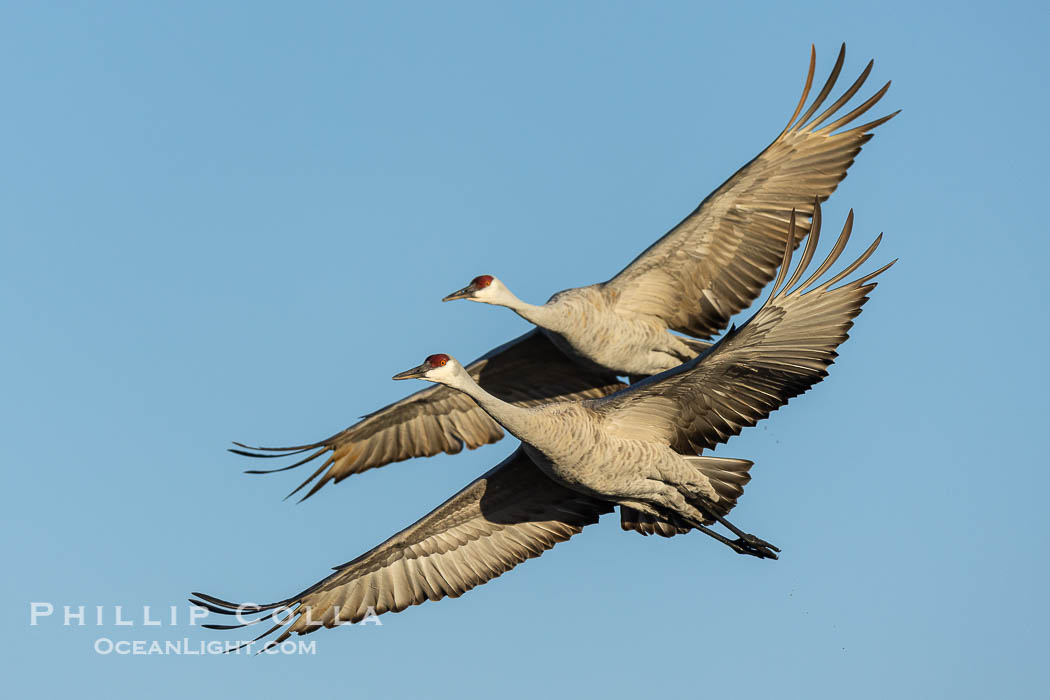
[730, 533, 780, 560]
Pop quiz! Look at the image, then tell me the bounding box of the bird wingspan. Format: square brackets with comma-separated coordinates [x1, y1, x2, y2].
[191, 446, 613, 649]
[593, 201, 894, 454]
[232, 329, 625, 502]
[602, 44, 897, 341]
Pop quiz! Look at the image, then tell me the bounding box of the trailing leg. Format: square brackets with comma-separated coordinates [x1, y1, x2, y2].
[634, 479, 779, 560]
[705, 510, 780, 560]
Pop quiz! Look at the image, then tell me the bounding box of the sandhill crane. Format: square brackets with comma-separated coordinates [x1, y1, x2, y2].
[233, 44, 897, 504]
[193, 204, 893, 649]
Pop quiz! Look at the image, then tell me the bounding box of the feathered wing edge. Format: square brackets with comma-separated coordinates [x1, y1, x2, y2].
[595, 198, 895, 457]
[603, 43, 898, 341]
[777, 43, 898, 144]
[190, 448, 613, 651]
[687, 197, 895, 445]
[230, 330, 625, 502]
[761, 202, 895, 325]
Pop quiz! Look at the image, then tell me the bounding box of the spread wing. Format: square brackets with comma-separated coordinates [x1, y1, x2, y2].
[233, 330, 625, 501]
[593, 201, 894, 454]
[603, 44, 897, 340]
[191, 447, 613, 649]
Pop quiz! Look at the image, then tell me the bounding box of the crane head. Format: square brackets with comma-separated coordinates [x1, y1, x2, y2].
[392, 353, 463, 383]
[442, 275, 506, 303]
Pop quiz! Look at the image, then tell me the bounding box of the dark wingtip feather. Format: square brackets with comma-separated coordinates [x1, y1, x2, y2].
[231, 440, 326, 453]
[295, 479, 329, 504]
[284, 457, 336, 502]
[806, 58, 875, 131]
[856, 255, 897, 285]
[794, 43, 846, 128]
[818, 79, 893, 134]
[188, 598, 241, 616]
[229, 444, 316, 459]
[203, 621, 261, 631]
[190, 591, 279, 612]
[241, 447, 327, 475]
[843, 107, 900, 136]
[781, 43, 817, 135]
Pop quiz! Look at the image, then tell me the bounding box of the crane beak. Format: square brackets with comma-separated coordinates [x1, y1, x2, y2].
[441, 284, 475, 302]
[392, 363, 430, 381]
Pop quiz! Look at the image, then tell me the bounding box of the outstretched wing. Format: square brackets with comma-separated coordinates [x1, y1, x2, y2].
[191, 447, 613, 649]
[603, 44, 897, 340]
[233, 330, 625, 501]
[594, 201, 894, 454]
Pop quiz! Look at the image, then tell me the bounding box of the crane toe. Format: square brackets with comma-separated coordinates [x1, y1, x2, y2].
[731, 534, 780, 560]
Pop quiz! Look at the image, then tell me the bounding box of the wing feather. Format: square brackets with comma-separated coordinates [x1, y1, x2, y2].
[192, 447, 612, 648]
[594, 201, 894, 454]
[233, 330, 625, 501]
[603, 44, 897, 340]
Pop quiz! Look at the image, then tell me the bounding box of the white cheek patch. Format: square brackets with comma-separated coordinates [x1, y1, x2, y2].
[475, 283, 504, 303]
[425, 364, 453, 381]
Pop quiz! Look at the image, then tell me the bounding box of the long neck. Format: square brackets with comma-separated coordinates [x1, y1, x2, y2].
[496, 291, 563, 331]
[444, 371, 542, 443]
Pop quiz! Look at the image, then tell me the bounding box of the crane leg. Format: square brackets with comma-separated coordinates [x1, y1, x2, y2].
[642, 484, 779, 559]
[686, 506, 779, 560]
[709, 512, 780, 560]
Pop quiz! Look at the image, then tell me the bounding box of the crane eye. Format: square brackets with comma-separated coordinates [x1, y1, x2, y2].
[425, 353, 450, 367]
[472, 275, 493, 288]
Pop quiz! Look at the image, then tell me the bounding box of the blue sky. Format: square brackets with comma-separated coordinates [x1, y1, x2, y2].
[2, 1, 1047, 697]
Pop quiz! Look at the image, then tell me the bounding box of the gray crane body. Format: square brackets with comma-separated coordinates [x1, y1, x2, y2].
[507, 285, 700, 376]
[434, 363, 724, 527]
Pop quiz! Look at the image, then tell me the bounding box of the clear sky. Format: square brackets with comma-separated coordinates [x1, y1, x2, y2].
[2, 1, 1047, 698]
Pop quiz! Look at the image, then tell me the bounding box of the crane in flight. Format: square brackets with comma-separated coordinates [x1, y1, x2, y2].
[193, 203, 894, 650]
[233, 45, 897, 506]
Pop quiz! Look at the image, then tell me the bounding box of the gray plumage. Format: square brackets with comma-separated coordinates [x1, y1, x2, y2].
[235, 44, 896, 502]
[193, 203, 893, 649]
[235, 331, 624, 501]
